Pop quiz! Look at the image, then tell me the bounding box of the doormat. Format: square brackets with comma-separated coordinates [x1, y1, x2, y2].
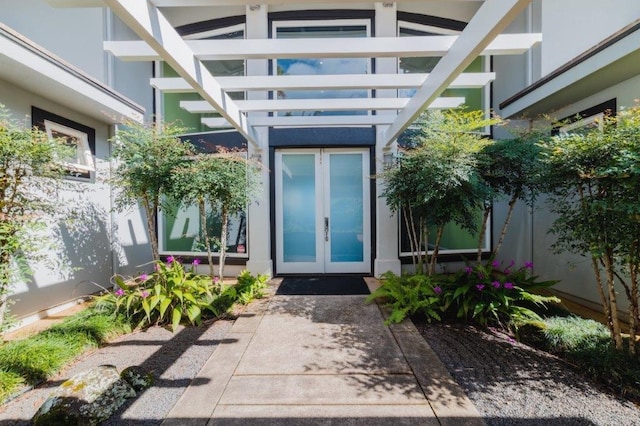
[276, 276, 370, 296]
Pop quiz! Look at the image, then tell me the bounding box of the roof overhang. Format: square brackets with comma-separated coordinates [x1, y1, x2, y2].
[0, 23, 144, 124]
[500, 18, 640, 119]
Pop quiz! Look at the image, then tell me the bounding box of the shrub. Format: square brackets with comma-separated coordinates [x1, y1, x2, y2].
[95, 257, 218, 332]
[542, 316, 610, 353]
[367, 272, 443, 324]
[441, 261, 560, 328]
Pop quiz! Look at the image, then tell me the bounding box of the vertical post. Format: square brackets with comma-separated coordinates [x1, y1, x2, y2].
[245, 4, 273, 277]
[374, 2, 402, 276]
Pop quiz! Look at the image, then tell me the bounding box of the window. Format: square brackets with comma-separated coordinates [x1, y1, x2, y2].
[159, 201, 248, 257]
[32, 107, 96, 181]
[272, 19, 371, 117]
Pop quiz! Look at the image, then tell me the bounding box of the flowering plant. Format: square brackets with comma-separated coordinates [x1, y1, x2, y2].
[96, 257, 219, 331]
[440, 261, 560, 327]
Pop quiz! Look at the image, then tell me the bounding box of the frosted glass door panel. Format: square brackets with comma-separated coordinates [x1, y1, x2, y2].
[329, 153, 364, 263]
[282, 154, 317, 263]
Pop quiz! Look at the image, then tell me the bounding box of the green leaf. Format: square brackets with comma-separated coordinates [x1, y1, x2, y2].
[187, 305, 201, 324]
[142, 299, 151, 321]
[171, 307, 182, 332]
[159, 297, 172, 319]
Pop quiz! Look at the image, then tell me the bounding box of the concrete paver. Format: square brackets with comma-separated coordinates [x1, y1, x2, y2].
[163, 279, 484, 425]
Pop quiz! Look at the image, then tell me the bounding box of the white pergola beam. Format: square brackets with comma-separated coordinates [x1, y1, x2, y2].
[182, 97, 465, 113]
[102, 0, 260, 147]
[151, 72, 496, 92]
[105, 34, 541, 61]
[48, 0, 482, 6]
[383, 0, 533, 146]
[202, 115, 400, 128]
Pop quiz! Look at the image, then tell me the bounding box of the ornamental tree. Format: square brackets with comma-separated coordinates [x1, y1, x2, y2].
[170, 148, 261, 278]
[110, 120, 193, 261]
[541, 105, 640, 352]
[381, 109, 497, 275]
[0, 105, 72, 331]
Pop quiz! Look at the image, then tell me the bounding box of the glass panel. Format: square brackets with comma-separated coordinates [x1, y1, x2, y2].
[329, 154, 364, 262]
[398, 28, 483, 112]
[282, 154, 317, 262]
[162, 200, 247, 255]
[275, 25, 368, 116]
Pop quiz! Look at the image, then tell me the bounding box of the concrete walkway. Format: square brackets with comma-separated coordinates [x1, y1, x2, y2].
[163, 278, 484, 425]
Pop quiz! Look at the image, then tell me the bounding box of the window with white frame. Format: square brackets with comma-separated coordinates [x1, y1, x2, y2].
[32, 106, 96, 181]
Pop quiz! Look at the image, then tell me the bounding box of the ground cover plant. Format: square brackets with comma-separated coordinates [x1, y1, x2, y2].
[0, 267, 268, 404]
[518, 315, 640, 403]
[0, 307, 132, 402]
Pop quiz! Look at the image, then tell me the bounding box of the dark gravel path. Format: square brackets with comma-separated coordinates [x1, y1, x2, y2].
[0, 318, 233, 425]
[415, 321, 640, 426]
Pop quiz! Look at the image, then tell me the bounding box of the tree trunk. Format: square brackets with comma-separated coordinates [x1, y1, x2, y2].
[629, 259, 638, 355]
[200, 199, 215, 277]
[0, 292, 8, 333]
[477, 205, 491, 263]
[141, 195, 160, 261]
[428, 225, 444, 276]
[402, 207, 417, 271]
[603, 251, 623, 350]
[591, 256, 613, 336]
[492, 196, 518, 260]
[218, 207, 229, 280]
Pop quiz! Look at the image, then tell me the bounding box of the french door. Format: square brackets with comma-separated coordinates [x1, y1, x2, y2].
[275, 148, 371, 274]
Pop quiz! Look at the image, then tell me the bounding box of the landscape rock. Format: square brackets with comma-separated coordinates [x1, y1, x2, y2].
[31, 365, 136, 426]
[120, 366, 154, 392]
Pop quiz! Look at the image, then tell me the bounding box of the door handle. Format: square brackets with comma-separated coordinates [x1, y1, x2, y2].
[324, 217, 329, 241]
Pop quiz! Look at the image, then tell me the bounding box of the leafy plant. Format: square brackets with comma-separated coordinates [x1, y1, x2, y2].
[110, 120, 193, 261]
[367, 272, 443, 324]
[95, 257, 218, 332]
[0, 105, 73, 330]
[234, 269, 269, 304]
[441, 261, 560, 328]
[381, 108, 498, 275]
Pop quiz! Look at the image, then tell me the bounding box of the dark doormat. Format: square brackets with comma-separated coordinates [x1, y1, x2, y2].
[276, 276, 370, 296]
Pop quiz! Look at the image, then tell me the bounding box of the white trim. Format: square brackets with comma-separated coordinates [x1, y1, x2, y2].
[202, 115, 398, 128]
[44, 119, 95, 173]
[182, 23, 245, 40]
[104, 34, 542, 61]
[559, 113, 604, 134]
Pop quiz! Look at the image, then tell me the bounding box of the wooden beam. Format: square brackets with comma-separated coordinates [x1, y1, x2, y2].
[181, 97, 465, 113]
[150, 72, 496, 92]
[105, 33, 541, 61]
[383, 0, 533, 146]
[102, 0, 260, 147]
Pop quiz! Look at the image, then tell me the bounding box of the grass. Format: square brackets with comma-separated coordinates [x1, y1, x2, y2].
[519, 314, 640, 403]
[0, 308, 132, 402]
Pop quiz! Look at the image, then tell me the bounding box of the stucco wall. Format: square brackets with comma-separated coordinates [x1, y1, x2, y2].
[540, 0, 640, 76]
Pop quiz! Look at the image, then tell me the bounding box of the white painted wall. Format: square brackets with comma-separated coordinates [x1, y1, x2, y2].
[0, 0, 106, 82]
[0, 79, 113, 320]
[540, 0, 640, 75]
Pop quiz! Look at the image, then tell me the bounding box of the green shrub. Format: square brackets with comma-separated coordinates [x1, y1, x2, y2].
[440, 261, 560, 328]
[0, 369, 23, 402]
[95, 257, 219, 332]
[543, 316, 610, 353]
[367, 272, 443, 324]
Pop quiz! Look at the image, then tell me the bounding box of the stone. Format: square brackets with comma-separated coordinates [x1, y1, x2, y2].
[120, 366, 154, 392]
[32, 365, 136, 426]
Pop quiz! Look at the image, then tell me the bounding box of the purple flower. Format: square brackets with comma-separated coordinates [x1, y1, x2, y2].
[524, 261, 534, 269]
[476, 284, 485, 291]
[464, 266, 473, 275]
[166, 255, 175, 264]
[141, 291, 149, 298]
[504, 269, 511, 275]
[491, 260, 500, 268]
[139, 273, 149, 282]
[508, 260, 515, 268]
[477, 273, 484, 280]
[114, 288, 124, 297]
[434, 286, 442, 295]
[192, 259, 201, 266]
[214, 276, 220, 284]
[504, 282, 514, 290]
[492, 280, 501, 289]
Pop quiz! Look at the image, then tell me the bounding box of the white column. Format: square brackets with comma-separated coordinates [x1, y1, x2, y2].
[245, 4, 273, 276]
[374, 2, 401, 277]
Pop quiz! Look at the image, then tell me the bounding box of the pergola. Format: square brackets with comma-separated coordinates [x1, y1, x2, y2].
[49, 0, 538, 149]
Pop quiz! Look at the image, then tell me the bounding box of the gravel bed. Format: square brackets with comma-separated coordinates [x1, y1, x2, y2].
[415, 321, 640, 426]
[0, 318, 233, 425]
